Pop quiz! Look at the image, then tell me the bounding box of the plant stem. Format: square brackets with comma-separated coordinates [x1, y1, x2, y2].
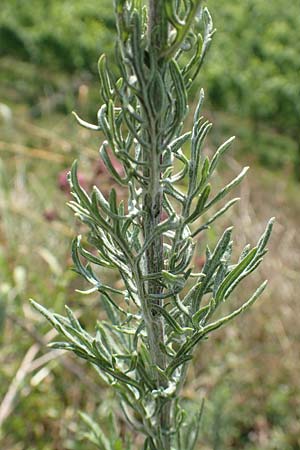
[148, 0, 168, 51]
[139, 2, 171, 448]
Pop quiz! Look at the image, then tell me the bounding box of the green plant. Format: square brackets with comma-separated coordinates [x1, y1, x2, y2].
[31, 1, 273, 449]
[204, 0, 300, 176]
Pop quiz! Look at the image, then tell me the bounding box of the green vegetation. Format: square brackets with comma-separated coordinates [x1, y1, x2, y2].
[1, 0, 299, 172]
[206, 1, 300, 175]
[31, 1, 274, 449]
[0, 0, 114, 72]
[0, 1, 299, 450]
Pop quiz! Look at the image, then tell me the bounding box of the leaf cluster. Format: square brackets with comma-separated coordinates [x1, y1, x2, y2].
[31, 1, 273, 449]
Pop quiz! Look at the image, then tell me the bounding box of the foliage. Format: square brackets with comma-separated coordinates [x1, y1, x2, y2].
[30, 1, 273, 449]
[0, 52, 299, 450]
[206, 1, 300, 134]
[205, 0, 300, 175]
[0, 0, 115, 72]
[1, 0, 299, 174]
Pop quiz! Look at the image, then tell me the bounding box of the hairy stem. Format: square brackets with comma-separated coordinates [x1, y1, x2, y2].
[148, 0, 168, 50]
[138, 2, 171, 448]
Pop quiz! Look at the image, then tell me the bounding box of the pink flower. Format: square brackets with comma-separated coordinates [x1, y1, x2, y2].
[58, 169, 88, 195]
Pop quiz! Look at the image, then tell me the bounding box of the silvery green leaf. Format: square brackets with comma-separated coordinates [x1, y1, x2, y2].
[72, 111, 102, 131]
[203, 166, 249, 212]
[257, 217, 275, 253]
[200, 280, 268, 337]
[215, 247, 258, 304]
[80, 412, 113, 450]
[192, 197, 239, 237]
[191, 227, 233, 311]
[150, 304, 185, 335]
[209, 136, 236, 176]
[98, 54, 114, 103]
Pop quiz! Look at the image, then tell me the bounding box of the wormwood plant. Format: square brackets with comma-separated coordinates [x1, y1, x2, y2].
[31, 1, 274, 449]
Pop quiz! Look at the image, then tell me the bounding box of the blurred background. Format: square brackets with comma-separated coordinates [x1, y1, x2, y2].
[0, 1, 299, 449]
